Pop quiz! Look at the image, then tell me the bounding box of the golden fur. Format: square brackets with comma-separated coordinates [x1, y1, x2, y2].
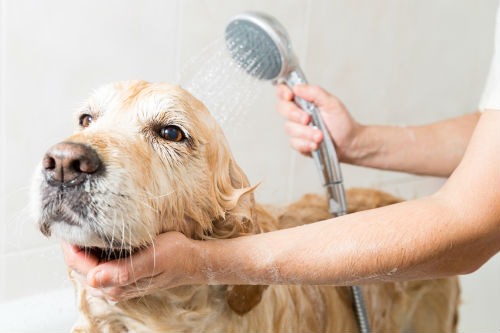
[32, 81, 460, 333]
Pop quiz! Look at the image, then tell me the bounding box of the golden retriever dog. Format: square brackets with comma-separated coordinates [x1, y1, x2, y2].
[31, 80, 460, 333]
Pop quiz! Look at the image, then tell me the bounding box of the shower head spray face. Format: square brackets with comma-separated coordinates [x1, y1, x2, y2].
[224, 12, 298, 81]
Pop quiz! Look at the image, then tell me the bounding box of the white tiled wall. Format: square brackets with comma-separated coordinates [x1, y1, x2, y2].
[0, 0, 5, 309]
[0, 0, 499, 332]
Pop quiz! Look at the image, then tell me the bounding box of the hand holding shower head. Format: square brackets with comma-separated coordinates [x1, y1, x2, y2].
[225, 11, 346, 217]
[225, 12, 370, 333]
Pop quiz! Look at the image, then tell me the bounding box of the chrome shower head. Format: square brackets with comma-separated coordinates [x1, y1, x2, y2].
[224, 11, 299, 81]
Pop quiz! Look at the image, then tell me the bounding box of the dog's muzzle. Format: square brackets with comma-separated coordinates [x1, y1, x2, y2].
[37, 141, 103, 236]
[37, 141, 141, 260]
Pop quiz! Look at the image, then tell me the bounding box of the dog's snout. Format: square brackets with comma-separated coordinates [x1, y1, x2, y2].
[43, 142, 101, 186]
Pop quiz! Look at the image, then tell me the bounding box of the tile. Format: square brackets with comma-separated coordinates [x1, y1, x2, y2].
[376, 175, 445, 200]
[0, 0, 6, 301]
[458, 253, 500, 332]
[178, 0, 311, 64]
[1, 244, 71, 302]
[226, 88, 300, 206]
[281, 153, 322, 204]
[0, 252, 4, 301]
[0, 287, 76, 333]
[305, 0, 497, 127]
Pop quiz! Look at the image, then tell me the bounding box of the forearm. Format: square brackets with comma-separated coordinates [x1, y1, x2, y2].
[198, 195, 494, 286]
[195, 111, 499, 286]
[343, 112, 480, 177]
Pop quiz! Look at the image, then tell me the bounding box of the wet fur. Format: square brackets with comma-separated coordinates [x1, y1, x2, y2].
[32, 81, 460, 332]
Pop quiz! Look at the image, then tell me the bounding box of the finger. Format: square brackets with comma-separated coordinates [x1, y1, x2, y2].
[87, 246, 157, 288]
[290, 137, 319, 154]
[276, 84, 293, 101]
[276, 101, 310, 124]
[91, 271, 166, 302]
[284, 122, 324, 143]
[61, 241, 99, 275]
[293, 84, 334, 106]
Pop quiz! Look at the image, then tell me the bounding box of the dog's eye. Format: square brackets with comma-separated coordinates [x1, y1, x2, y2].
[79, 114, 93, 128]
[160, 126, 184, 142]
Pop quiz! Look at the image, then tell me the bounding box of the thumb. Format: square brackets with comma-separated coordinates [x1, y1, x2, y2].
[87, 248, 156, 288]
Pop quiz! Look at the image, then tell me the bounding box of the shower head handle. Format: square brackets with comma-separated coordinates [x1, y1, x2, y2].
[288, 71, 347, 216]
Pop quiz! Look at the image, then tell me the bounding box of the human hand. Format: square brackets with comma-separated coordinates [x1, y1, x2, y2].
[62, 232, 203, 302]
[275, 84, 362, 161]
[61, 241, 99, 283]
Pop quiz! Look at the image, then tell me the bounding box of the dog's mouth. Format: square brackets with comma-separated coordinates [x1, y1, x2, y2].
[78, 246, 138, 263]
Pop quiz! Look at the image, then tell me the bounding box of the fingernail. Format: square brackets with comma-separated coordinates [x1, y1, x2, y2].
[309, 142, 317, 150]
[313, 132, 322, 141]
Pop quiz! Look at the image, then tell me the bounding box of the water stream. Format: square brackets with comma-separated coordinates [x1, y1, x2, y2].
[177, 37, 267, 132]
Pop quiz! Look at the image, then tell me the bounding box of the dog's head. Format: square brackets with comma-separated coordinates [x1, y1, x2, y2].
[31, 80, 259, 258]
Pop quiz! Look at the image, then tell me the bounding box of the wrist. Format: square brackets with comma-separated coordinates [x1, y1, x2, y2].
[185, 239, 211, 285]
[190, 237, 258, 286]
[337, 123, 373, 165]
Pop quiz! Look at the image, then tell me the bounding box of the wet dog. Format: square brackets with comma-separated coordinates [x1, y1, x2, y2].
[31, 81, 460, 332]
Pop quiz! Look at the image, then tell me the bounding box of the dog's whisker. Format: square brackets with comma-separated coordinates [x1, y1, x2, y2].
[138, 232, 158, 296]
[133, 195, 162, 211]
[8, 202, 41, 249]
[133, 190, 176, 200]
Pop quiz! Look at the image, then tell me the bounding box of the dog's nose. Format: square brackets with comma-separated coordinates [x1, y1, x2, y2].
[43, 142, 101, 186]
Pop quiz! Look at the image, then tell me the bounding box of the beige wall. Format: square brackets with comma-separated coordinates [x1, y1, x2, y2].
[0, 0, 498, 331]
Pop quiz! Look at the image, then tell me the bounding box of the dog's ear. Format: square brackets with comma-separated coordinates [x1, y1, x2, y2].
[207, 133, 260, 238]
[225, 285, 268, 315]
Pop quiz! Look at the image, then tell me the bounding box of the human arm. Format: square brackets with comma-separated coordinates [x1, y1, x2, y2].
[276, 84, 480, 177]
[77, 111, 499, 299]
[198, 109, 499, 284]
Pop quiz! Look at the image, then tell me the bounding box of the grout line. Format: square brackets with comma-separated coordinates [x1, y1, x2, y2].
[173, 0, 183, 83]
[286, 0, 313, 203]
[174, 0, 182, 79]
[376, 174, 444, 187]
[302, 0, 312, 66]
[0, 0, 7, 301]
